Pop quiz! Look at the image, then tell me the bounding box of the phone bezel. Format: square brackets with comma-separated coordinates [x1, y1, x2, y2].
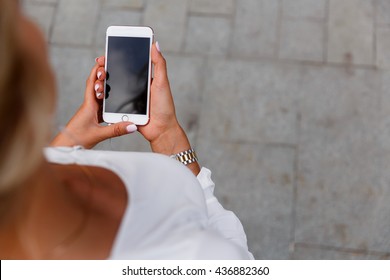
[103, 26, 153, 126]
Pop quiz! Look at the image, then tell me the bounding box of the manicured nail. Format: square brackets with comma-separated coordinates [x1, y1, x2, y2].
[95, 84, 100, 92]
[95, 57, 99, 63]
[97, 71, 102, 79]
[156, 41, 161, 53]
[126, 124, 138, 133]
[96, 92, 102, 98]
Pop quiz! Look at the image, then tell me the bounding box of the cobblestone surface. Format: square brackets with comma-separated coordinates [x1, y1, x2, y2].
[23, 0, 390, 259]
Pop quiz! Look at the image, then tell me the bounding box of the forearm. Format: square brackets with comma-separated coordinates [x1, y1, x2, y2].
[50, 133, 74, 147]
[49, 108, 84, 148]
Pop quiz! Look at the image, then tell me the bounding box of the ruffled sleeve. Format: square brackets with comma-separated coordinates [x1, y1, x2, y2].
[197, 168, 254, 259]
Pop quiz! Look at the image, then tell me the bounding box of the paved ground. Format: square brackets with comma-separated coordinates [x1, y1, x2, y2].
[22, 0, 390, 259]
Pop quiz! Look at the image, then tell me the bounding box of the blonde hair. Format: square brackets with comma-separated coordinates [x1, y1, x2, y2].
[0, 0, 53, 193]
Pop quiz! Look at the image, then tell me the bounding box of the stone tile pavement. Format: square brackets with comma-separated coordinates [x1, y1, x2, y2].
[22, 0, 390, 259]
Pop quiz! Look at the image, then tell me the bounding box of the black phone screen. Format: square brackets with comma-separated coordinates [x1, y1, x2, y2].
[105, 36, 150, 115]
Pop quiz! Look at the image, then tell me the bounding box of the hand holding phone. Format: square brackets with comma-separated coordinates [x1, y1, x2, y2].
[103, 26, 153, 125]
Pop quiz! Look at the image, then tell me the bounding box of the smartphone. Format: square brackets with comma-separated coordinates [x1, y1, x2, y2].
[103, 26, 153, 125]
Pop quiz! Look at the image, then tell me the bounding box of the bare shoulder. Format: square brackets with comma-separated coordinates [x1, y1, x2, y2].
[50, 163, 128, 221]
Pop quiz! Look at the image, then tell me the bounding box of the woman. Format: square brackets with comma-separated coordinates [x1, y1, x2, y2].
[0, 0, 253, 259]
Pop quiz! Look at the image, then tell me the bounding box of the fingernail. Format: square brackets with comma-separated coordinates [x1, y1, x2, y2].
[95, 84, 100, 92]
[126, 124, 138, 134]
[95, 57, 99, 63]
[96, 92, 102, 98]
[156, 41, 161, 53]
[97, 71, 102, 79]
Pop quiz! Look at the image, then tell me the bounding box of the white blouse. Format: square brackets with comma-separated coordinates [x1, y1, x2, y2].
[44, 147, 254, 260]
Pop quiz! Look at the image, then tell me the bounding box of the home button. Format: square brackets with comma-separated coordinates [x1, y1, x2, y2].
[122, 115, 129, 122]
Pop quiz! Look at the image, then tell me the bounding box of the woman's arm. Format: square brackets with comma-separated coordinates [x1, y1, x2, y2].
[50, 57, 135, 149]
[138, 44, 200, 175]
[50, 43, 200, 175]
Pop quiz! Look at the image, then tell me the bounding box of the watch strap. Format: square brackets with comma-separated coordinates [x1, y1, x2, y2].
[170, 148, 198, 166]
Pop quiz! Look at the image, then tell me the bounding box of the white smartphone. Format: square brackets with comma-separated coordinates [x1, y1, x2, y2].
[103, 26, 153, 125]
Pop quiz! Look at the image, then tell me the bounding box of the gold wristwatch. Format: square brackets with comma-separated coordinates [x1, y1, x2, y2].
[170, 148, 198, 165]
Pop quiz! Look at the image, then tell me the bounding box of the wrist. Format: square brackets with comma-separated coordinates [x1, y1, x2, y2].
[150, 124, 201, 175]
[150, 124, 190, 155]
[50, 131, 76, 147]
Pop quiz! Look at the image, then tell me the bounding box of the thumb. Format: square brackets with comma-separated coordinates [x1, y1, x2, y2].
[99, 122, 138, 139]
[151, 42, 169, 88]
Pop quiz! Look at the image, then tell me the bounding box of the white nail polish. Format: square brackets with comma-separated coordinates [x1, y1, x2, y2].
[156, 41, 161, 53]
[95, 84, 100, 92]
[97, 71, 102, 79]
[126, 124, 138, 133]
[96, 92, 102, 98]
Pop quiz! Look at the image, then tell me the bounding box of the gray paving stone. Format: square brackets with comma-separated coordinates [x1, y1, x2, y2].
[184, 16, 231, 56]
[24, 0, 57, 4]
[51, 0, 99, 46]
[279, 19, 324, 62]
[50, 47, 95, 131]
[376, 27, 390, 69]
[379, 71, 390, 152]
[373, 153, 390, 253]
[292, 245, 390, 259]
[296, 66, 386, 252]
[327, 0, 374, 65]
[231, 0, 279, 58]
[22, 0, 390, 259]
[198, 59, 301, 145]
[377, 0, 390, 26]
[378, 70, 390, 238]
[23, 3, 55, 39]
[164, 55, 206, 146]
[143, 0, 188, 52]
[102, 0, 145, 9]
[282, 0, 326, 19]
[189, 0, 235, 15]
[94, 9, 143, 49]
[196, 141, 295, 259]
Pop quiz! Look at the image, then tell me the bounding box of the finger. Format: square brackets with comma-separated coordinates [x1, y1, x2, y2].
[94, 81, 104, 99]
[151, 42, 169, 87]
[96, 56, 106, 67]
[85, 62, 100, 104]
[95, 91, 104, 100]
[98, 122, 138, 139]
[97, 67, 106, 81]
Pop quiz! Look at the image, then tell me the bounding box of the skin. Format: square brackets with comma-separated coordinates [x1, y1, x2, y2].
[51, 35, 200, 175]
[0, 6, 199, 259]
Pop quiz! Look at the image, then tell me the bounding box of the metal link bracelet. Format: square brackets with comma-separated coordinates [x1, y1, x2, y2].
[170, 148, 198, 166]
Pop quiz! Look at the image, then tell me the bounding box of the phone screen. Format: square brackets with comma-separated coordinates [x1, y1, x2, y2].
[105, 36, 150, 115]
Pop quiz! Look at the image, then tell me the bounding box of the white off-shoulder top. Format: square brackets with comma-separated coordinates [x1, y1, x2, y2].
[44, 147, 254, 260]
